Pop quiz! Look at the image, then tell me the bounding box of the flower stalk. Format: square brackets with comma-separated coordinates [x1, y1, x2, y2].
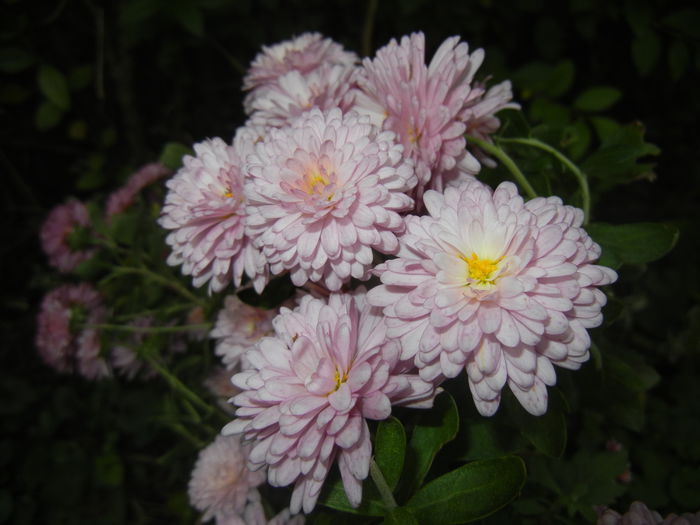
[370, 459, 397, 510]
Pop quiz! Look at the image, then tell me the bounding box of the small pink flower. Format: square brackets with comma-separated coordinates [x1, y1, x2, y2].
[368, 179, 616, 416]
[188, 434, 266, 524]
[224, 291, 436, 514]
[243, 32, 357, 92]
[36, 283, 109, 378]
[40, 199, 95, 272]
[244, 107, 416, 291]
[159, 131, 268, 294]
[105, 162, 171, 219]
[354, 32, 517, 198]
[110, 317, 157, 380]
[211, 295, 277, 370]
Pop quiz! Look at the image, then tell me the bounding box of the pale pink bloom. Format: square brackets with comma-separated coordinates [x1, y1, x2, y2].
[204, 366, 240, 415]
[224, 291, 436, 514]
[40, 199, 95, 272]
[368, 179, 616, 416]
[354, 32, 517, 198]
[247, 64, 358, 129]
[110, 317, 157, 380]
[36, 283, 108, 377]
[159, 132, 268, 294]
[245, 107, 416, 291]
[243, 32, 357, 92]
[105, 162, 171, 219]
[188, 434, 266, 524]
[211, 295, 277, 370]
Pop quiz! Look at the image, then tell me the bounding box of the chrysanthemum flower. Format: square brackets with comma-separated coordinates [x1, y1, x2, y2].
[354, 32, 517, 197]
[36, 283, 109, 377]
[159, 131, 268, 294]
[224, 291, 436, 514]
[211, 295, 277, 370]
[105, 162, 170, 219]
[243, 32, 357, 92]
[40, 199, 95, 273]
[244, 107, 416, 291]
[247, 64, 358, 129]
[188, 434, 266, 524]
[368, 179, 616, 416]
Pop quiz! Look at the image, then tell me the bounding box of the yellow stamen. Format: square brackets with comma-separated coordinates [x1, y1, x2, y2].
[461, 252, 504, 284]
[332, 368, 348, 392]
[408, 126, 422, 144]
[223, 190, 234, 198]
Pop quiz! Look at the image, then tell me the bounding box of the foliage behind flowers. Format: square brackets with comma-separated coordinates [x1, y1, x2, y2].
[5, 1, 699, 524]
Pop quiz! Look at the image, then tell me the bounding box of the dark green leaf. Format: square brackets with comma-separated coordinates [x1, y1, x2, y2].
[318, 474, 385, 517]
[604, 352, 660, 393]
[574, 87, 622, 112]
[668, 40, 689, 81]
[384, 507, 419, 525]
[0, 47, 34, 73]
[631, 32, 660, 76]
[374, 417, 406, 491]
[562, 119, 591, 160]
[546, 60, 575, 98]
[461, 420, 526, 460]
[37, 64, 70, 110]
[406, 456, 526, 524]
[69, 65, 93, 91]
[159, 142, 193, 170]
[662, 9, 700, 38]
[504, 389, 567, 458]
[589, 116, 621, 143]
[402, 392, 459, 496]
[529, 99, 570, 126]
[586, 222, 679, 268]
[95, 452, 124, 487]
[171, 1, 205, 36]
[35, 101, 63, 131]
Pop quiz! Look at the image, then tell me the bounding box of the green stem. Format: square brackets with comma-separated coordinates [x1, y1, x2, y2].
[370, 459, 397, 510]
[89, 323, 211, 333]
[144, 354, 212, 416]
[498, 136, 591, 224]
[362, 0, 379, 57]
[467, 136, 538, 200]
[114, 266, 205, 306]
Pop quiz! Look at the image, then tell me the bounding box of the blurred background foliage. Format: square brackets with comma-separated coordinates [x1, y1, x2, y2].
[1, 0, 699, 523]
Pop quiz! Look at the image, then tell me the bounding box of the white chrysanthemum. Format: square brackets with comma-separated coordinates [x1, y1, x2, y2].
[159, 132, 268, 294]
[244, 107, 417, 291]
[368, 179, 617, 416]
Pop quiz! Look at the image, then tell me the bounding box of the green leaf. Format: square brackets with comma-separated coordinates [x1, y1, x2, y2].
[604, 352, 660, 393]
[35, 100, 64, 131]
[529, 99, 570, 126]
[37, 64, 70, 110]
[574, 87, 622, 112]
[159, 142, 193, 170]
[631, 32, 660, 76]
[384, 507, 419, 525]
[662, 8, 700, 39]
[0, 47, 35, 74]
[405, 456, 527, 524]
[589, 116, 621, 143]
[94, 452, 124, 487]
[402, 392, 459, 496]
[504, 390, 567, 458]
[545, 60, 575, 98]
[171, 1, 205, 36]
[318, 475, 386, 517]
[461, 420, 526, 461]
[586, 222, 679, 269]
[374, 417, 406, 491]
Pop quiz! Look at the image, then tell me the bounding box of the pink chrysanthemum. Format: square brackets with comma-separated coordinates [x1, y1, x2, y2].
[354, 32, 517, 197]
[40, 199, 95, 273]
[368, 179, 617, 416]
[36, 283, 109, 377]
[211, 295, 277, 370]
[244, 107, 416, 291]
[159, 132, 268, 294]
[105, 162, 170, 219]
[246, 64, 358, 129]
[224, 291, 436, 514]
[243, 32, 357, 92]
[188, 434, 266, 525]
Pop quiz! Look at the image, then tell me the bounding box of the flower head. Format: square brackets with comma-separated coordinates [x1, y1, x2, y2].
[224, 291, 436, 514]
[105, 162, 170, 219]
[354, 32, 517, 197]
[40, 199, 95, 273]
[368, 179, 616, 416]
[159, 133, 268, 294]
[243, 32, 357, 92]
[244, 107, 416, 291]
[188, 434, 266, 524]
[36, 283, 110, 378]
[211, 295, 277, 370]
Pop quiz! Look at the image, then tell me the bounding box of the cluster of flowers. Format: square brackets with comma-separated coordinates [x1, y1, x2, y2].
[36, 163, 181, 380]
[159, 32, 618, 521]
[597, 502, 700, 525]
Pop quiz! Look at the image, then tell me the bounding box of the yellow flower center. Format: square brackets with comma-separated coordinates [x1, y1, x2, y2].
[462, 252, 504, 285]
[408, 125, 422, 144]
[223, 190, 234, 198]
[332, 367, 348, 392]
